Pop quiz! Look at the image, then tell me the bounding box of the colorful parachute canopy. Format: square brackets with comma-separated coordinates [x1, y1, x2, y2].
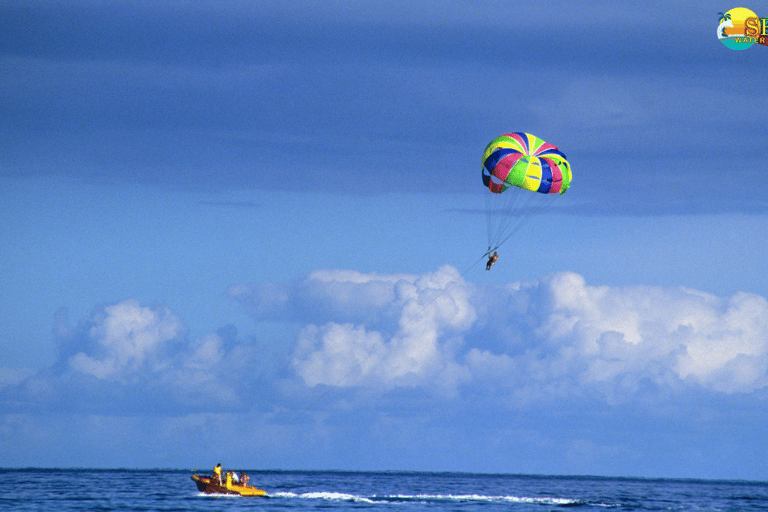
[481, 133, 572, 252]
[482, 132, 571, 196]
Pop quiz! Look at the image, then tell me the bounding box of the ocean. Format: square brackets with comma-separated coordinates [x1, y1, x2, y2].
[1, 468, 766, 511]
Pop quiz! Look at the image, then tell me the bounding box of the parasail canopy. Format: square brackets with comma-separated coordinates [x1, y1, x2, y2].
[481, 132, 572, 252]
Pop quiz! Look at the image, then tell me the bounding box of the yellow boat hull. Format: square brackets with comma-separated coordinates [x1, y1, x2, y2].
[191, 474, 267, 496]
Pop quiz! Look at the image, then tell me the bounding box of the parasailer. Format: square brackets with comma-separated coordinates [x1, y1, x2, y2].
[481, 132, 572, 256]
[486, 251, 498, 270]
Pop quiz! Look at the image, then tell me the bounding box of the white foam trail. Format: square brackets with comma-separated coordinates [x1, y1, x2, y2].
[270, 491, 375, 503]
[271, 491, 582, 505]
[409, 494, 579, 505]
[195, 492, 240, 498]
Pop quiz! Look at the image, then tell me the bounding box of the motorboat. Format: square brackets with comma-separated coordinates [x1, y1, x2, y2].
[191, 472, 267, 496]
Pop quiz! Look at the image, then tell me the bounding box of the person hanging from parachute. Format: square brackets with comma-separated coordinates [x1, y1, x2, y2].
[486, 251, 498, 270]
[481, 132, 572, 264]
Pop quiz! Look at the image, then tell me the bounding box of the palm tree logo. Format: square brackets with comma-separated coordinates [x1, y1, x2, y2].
[717, 12, 733, 39]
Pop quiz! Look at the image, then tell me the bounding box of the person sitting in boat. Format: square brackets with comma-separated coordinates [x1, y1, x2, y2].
[213, 463, 223, 484]
[231, 471, 240, 483]
[241, 473, 249, 485]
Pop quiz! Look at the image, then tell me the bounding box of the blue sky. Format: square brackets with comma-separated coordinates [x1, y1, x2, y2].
[2, 0, 768, 480]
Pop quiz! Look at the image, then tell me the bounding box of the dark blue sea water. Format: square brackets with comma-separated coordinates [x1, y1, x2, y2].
[1, 469, 766, 511]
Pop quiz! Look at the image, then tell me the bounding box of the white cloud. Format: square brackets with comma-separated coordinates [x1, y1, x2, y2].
[0, 299, 273, 413]
[185, 333, 225, 370]
[67, 299, 185, 381]
[5, 269, 768, 421]
[290, 266, 475, 393]
[293, 323, 387, 387]
[475, 272, 768, 396]
[672, 291, 768, 392]
[241, 267, 768, 399]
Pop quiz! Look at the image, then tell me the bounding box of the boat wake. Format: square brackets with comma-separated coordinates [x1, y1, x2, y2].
[270, 491, 591, 506]
[195, 492, 240, 498]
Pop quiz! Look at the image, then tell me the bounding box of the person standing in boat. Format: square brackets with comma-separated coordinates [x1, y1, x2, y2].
[213, 463, 223, 484]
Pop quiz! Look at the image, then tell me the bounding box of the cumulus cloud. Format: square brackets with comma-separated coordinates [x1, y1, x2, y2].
[66, 300, 185, 381]
[523, 273, 768, 394]
[233, 267, 768, 401]
[1, 300, 275, 414]
[234, 266, 476, 394]
[4, 268, 768, 420]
